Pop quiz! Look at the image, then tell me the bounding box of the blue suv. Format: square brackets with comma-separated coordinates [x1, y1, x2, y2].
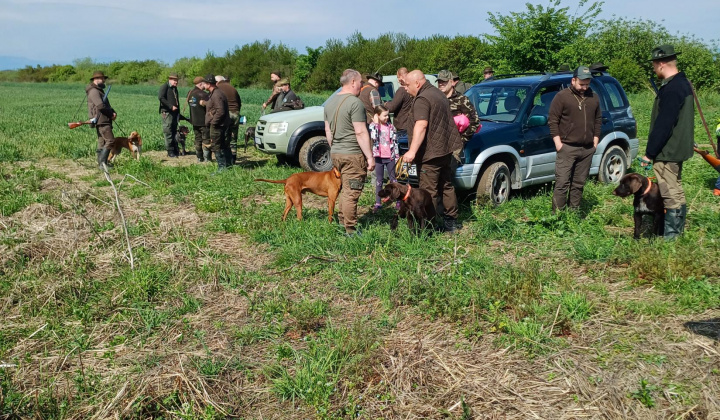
[400, 71, 639, 204]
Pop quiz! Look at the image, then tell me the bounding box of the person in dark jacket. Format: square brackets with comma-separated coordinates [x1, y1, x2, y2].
[640, 45, 695, 238]
[271, 79, 300, 113]
[385, 67, 413, 144]
[202, 74, 231, 172]
[482, 66, 495, 82]
[158, 72, 187, 157]
[187, 76, 211, 162]
[548, 66, 601, 212]
[86, 71, 116, 171]
[262, 70, 282, 112]
[402, 70, 465, 232]
[359, 72, 383, 124]
[216, 75, 242, 166]
[437, 70, 480, 171]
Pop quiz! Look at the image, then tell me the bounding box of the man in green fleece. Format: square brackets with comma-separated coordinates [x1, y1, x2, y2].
[548, 65, 601, 212]
[640, 45, 694, 239]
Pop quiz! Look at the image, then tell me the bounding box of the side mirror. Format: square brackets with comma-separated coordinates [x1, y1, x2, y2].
[527, 115, 547, 127]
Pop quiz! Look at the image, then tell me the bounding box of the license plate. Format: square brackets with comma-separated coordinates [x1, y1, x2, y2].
[254, 136, 262, 145]
[408, 164, 417, 176]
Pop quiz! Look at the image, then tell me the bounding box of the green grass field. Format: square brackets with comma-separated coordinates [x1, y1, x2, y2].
[0, 82, 718, 419]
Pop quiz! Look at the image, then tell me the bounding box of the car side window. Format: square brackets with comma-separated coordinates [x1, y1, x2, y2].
[378, 82, 394, 102]
[529, 85, 562, 118]
[602, 80, 626, 109]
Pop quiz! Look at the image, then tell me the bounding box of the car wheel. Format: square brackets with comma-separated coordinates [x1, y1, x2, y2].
[299, 136, 333, 172]
[476, 161, 511, 205]
[598, 145, 628, 184]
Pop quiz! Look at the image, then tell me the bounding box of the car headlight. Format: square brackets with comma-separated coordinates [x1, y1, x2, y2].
[267, 122, 288, 135]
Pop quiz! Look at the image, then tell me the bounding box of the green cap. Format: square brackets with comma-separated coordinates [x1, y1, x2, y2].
[573, 66, 592, 80]
[437, 69, 453, 82]
[650, 44, 681, 61]
[277, 78, 290, 86]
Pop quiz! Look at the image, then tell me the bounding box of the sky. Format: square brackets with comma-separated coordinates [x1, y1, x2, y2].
[0, 0, 718, 69]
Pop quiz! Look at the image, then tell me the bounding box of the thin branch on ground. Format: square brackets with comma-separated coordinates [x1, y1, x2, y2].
[103, 166, 135, 270]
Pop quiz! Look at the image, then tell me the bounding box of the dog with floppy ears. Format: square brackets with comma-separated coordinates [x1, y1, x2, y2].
[378, 182, 437, 232]
[108, 131, 142, 162]
[255, 168, 342, 222]
[613, 173, 664, 239]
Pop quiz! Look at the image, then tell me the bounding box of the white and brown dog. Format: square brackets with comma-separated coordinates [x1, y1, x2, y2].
[109, 131, 142, 161]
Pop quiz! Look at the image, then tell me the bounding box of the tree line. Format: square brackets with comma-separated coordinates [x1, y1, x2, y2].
[2, 1, 718, 94]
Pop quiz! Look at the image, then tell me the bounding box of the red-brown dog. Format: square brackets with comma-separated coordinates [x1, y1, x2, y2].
[109, 131, 142, 161]
[255, 168, 342, 222]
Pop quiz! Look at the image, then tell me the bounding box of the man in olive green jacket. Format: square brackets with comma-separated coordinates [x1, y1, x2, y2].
[640, 45, 694, 239]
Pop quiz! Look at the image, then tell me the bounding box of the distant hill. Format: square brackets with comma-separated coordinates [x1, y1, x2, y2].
[0, 56, 58, 71]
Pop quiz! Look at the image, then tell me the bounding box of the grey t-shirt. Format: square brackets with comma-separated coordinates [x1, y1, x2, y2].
[324, 93, 366, 154]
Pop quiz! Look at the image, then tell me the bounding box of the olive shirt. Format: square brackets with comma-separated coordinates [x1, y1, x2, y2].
[324, 93, 366, 155]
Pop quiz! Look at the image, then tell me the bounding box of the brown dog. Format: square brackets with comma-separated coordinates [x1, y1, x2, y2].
[613, 173, 664, 239]
[255, 168, 342, 222]
[109, 131, 142, 161]
[378, 182, 436, 232]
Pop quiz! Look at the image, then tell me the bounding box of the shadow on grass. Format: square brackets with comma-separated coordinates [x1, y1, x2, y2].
[684, 318, 720, 342]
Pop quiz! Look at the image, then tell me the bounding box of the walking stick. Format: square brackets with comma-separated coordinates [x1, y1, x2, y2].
[687, 80, 719, 158]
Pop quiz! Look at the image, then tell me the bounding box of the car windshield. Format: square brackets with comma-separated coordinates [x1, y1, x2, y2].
[465, 85, 530, 123]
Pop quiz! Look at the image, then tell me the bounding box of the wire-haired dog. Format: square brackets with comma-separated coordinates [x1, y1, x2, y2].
[176, 125, 190, 156]
[613, 173, 664, 239]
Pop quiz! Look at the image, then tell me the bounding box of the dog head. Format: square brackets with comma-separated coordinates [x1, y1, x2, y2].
[178, 126, 190, 136]
[378, 182, 408, 203]
[128, 131, 142, 159]
[613, 173, 646, 197]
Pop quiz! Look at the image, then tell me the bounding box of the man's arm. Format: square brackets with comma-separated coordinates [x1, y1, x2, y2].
[353, 121, 375, 171]
[548, 94, 564, 151]
[89, 89, 113, 118]
[403, 120, 428, 163]
[324, 121, 333, 147]
[385, 87, 406, 113]
[461, 96, 480, 138]
[593, 99, 601, 147]
[370, 89, 382, 107]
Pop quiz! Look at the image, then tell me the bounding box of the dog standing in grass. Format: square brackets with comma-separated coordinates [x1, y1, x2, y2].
[176, 125, 190, 156]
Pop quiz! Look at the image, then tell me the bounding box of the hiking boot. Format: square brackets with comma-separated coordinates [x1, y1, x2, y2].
[443, 216, 459, 233]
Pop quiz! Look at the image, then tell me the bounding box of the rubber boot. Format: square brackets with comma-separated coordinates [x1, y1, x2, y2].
[96, 148, 102, 167]
[224, 148, 234, 168]
[203, 149, 212, 162]
[663, 207, 683, 240]
[678, 204, 687, 235]
[196, 148, 204, 162]
[98, 148, 113, 171]
[213, 149, 226, 174]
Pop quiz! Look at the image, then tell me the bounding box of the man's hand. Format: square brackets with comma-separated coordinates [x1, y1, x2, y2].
[640, 155, 652, 167]
[593, 136, 599, 148]
[262, 103, 267, 109]
[403, 151, 415, 163]
[172, 106, 178, 111]
[553, 136, 562, 152]
[112, 113, 117, 121]
[366, 156, 375, 171]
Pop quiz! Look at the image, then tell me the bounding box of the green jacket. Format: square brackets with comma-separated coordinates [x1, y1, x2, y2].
[646, 72, 694, 162]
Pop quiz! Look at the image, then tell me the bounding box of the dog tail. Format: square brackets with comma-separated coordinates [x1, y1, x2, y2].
[254, 178, 287, 184]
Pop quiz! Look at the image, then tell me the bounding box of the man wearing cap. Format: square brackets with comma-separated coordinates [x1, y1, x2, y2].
[85, 71, 116, 170]
[640, 45, 694, 238]
[482, 66, 495, 82]
[403, 70, 464, 233]
[324, 69, 375, 236]
[452, 72, 472, 95]
[438, 69, 480, 169]
[216, 75, 242, 166]
[359, 72, 383, 124]
[548, 65, 601, 212]
[202, 74, 232, 172]
[187, 76, 211, 162]
[271, 79, 299, 113]
[262, 70, 282, 111]
[385, 67, 413, 144]
[158, 72, 184, 157]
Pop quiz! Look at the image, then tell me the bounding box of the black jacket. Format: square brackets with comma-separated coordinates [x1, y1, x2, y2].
[646, 72, 694, 161]
[187, 87, 209, 127]
[158, 82, 180, 114]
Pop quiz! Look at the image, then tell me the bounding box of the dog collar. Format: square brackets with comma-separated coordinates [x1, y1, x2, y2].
[402, 185, 412, 201]
[642, 180, 653, 196]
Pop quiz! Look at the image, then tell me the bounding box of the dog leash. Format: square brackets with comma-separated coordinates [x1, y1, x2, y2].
[113, 119, 128, 137]
[637, 157, 656, 182]
[395, 156, 409, 181]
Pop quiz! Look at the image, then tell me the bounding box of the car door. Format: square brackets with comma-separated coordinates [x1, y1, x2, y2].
[521, 83, 562, 179]
[590, 79, 614, 139]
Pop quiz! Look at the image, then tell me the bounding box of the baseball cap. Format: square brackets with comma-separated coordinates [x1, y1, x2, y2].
[573, 66, 592, 80]
[437, 70, 453, 82]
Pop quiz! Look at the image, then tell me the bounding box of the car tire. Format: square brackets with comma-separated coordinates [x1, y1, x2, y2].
[476, 161, 511, 205]
[299, 136, 333, 172]
[598, 145, 628, 184]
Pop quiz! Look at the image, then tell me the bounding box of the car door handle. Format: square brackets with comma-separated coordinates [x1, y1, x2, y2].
[602, 117, 610, 123]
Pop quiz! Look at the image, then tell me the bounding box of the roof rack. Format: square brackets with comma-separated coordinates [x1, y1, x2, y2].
[490, 72, 545, 80]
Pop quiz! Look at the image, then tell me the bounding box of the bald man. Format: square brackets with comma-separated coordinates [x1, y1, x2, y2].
[403, 70, 464, 232]
[385, 67, 413, 145]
